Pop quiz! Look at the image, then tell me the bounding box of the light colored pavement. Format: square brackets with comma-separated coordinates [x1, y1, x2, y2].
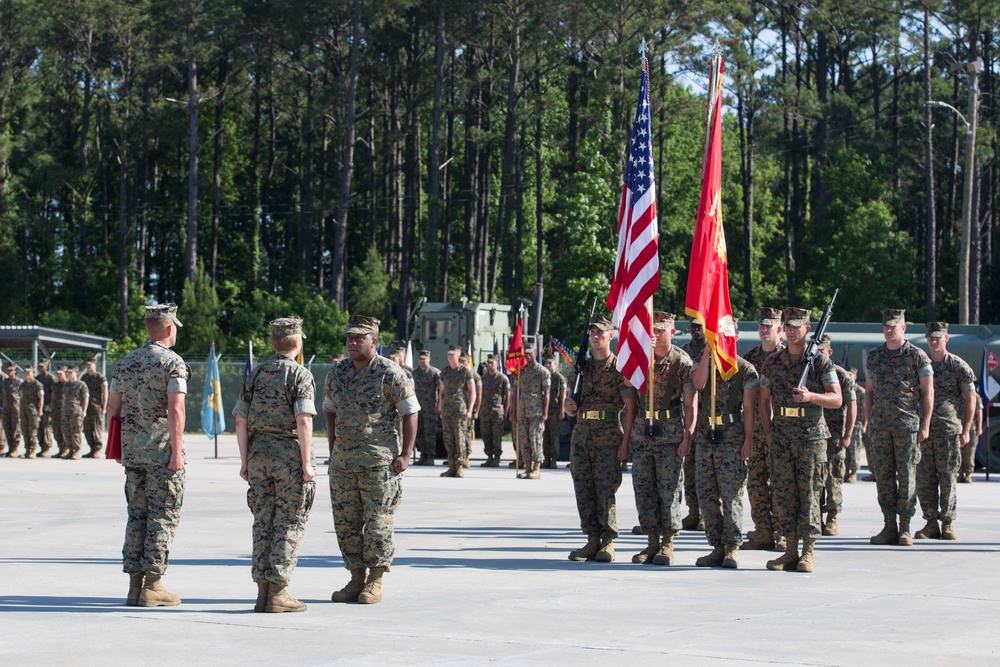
[1, 434, 998, 666]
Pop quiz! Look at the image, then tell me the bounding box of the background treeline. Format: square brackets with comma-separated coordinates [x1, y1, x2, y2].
[2, 0, 999, 359]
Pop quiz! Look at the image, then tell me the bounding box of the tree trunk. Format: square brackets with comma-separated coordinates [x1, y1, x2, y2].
[184, 0, 199, 285]
[924, 9, 936, 320]
[426, 1, 445, 300]
[210, 53, 227, 288]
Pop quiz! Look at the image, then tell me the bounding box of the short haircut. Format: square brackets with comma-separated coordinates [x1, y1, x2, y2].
[145, 318, 171, 336]
[270, 333, 300, 353]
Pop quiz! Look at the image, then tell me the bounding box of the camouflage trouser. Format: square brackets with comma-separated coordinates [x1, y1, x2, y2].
[747, 427, 778, 534]
[516, 414, 545, 465]
[845, 424, 862, 478]
[959, 439, 978, 477]
[821, 439, 846, 514]
[869, 429, 920, 519]
[329, 465, 402, 570]
[570, 422, 623, 539]
[441, 413, 466, 464]
[631, 432, 683, 533]
[84, 409, 103, 454]
[38, 409, 53, 453]
[543, 414, 561, 462]
[247, 451, 315, 585]
[463, 415, 475, 461]
[62, 412, 84, 455]
[480, 407, 505, 458]
[415, 410, 437, 458]
[51, 409, 64, 453]
[19, 408, 40, 456]
[123, 465, 185, 575]
[695, 434, 748, 547]
[683, 439, 699, 512]
[771, 434, 827, 540]
[2, 409, 21, 452]
[917, 433, 960, 522]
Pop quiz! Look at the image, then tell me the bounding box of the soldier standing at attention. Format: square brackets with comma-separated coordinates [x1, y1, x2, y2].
[759, 308, 843, 573]
[80, 357, 108, 458]
[685, 324, 757, 569]
[563, 314, 638, 562]
[438, 345, 476, 477]
[50, 367, 67, 458]
[460, 352, 482, 468]
[629, 312, 696, 566]
[914, 322, 976, 541]
[864, 308, 934, 546]
[325, 315, 419, 605]
[234, 317, 316, 613]
[2, 363, 24, 457]
[62, 366, 89, 460]
[18, 365, 44, 458]
[817, 335, 857, 536]
[107, 303, 188, 607]
[845, 368, 865, 483]
[511, 342, 551, 479]
[412, 350, 441, 466]
[742, 307, 785, 551]
[680, 319, 707, 531]
[542, 353, 567, 469]
[36, 359, 56, 457]
[478, 354, 511, 467]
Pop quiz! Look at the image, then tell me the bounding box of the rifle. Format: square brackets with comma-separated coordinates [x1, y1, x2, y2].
[798, 288, 839, 387]
[570, 297, 598, 401]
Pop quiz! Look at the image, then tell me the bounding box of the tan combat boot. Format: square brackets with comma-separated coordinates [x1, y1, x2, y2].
[632, 531, 660, 564]
[774, 531, 787, 552]
[722, 545, 739, 569]
[652, 531, 675, 566]
[568, 534, 601, 561]
[517, 462, 530, 479]
[898, 515, 913, 546]
[681, 508, 701, 531]
[797, 537, 816, 572]
[455, 462, 465, 478]
[766, 534, 800, 571]
[137, 573, 181, 607]
[870, 517, 899, 545]
[695, 545, 725, 567]
[331, 567, 367, 603]
[440, 462, 457, 478]
[914, 519, 940, 539]
[594, 537, 616, 562]
[526, 461, 541, 479]
[69, 445, 81, 460]
[740, 528, 775, 551]
[126, 573, 144, 607]
[822, 511, 839, 537]
[941, 521, 957, 540]
[358, 567, 387, 604]
[254, 581, 270, 612]
[265, 584, 307, 612]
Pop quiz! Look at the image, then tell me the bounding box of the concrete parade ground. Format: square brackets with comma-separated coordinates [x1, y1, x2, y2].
[1, 434, 998, 667]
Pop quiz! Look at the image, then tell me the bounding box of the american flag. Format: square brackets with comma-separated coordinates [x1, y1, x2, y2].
[606, 55, 660, 394]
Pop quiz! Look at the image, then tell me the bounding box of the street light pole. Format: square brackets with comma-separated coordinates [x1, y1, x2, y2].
[957, 59, 982, 324]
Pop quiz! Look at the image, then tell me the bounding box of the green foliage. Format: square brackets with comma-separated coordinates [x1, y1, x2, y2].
[349, 245, 390, 320]
[179, 261, 222, 356]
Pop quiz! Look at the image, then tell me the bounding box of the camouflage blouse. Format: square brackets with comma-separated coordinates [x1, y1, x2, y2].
[233, 354, 316, 461]
[866, 341, 933, 433]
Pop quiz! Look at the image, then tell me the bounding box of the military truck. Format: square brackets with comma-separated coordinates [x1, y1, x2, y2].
[408, 297, 513, 368]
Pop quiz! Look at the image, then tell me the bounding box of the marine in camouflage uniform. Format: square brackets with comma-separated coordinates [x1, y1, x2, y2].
[957, 393, 982, 483]
[461, 354, 482, 467]
[564, 314, 638, 562]
[742, 307, 785, 551]
[512, 344, 551, 479]
[680, 320, 707, 531]
[80, 358, 108, 457]
[0, 379, 5, 455]
[479, 354, 510, 467]
[2, 364, 23, 457]
[630, 312, 696, 566]
[759, 308, 842, 573]
[18, 366, 45, 458]
[817, 336, 857, 537]
[50, 368, 67, 457]
[325, 315, 419, 605]
[845, 373, 865, 482]
[864, 308, 934, 547]
[36, 359, 56, 456]
[61, 367, 89, 460]
[234, 316, 317, 613]
[108, 303, 189, 607]
[438, 346, 477, 477]
[542, 354, 567, 468]
[687, 329, 758, 569]
[412, 351, 441, 465]
[914, 322, 976, 541]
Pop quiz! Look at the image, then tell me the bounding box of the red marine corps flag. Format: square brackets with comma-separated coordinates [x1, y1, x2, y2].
[607, 41, 660, 394]
[506, 304, 529, 374]
[685, 52, 738, 379]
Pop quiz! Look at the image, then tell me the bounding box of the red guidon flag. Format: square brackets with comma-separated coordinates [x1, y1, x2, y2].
[685, 55, 738, 380]
[606, 58, 659, 394]
[505, 308, 528, 374]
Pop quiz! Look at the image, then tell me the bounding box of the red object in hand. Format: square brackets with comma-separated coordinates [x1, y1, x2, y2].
[106, 416, 122, 460]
